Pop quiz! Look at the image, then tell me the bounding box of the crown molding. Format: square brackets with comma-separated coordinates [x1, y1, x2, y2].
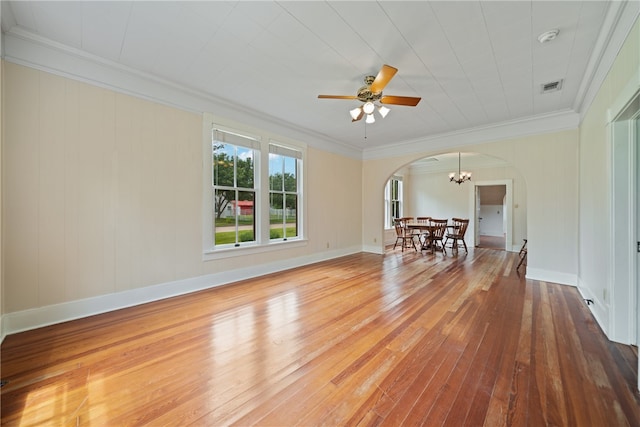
[3, 0, 634, 164]
[362, 109, 580, 160]
[2, 27, 362, 160]
[409, 156, 507, 175]
[575, 0, 640, 118]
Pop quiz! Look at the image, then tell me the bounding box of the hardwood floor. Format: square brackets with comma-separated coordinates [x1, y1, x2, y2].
[477, 234, 505, 250]
[2, 248, 639, 426]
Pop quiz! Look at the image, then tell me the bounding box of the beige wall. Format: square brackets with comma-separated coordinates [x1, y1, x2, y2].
[363, 129, 579, 283]
[578, 18, 639, 338]
[2, 63, 362, 318]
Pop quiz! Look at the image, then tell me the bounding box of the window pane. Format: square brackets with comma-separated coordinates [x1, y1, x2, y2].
[213, 143, 234, 187]
[269, 154, 284, 191]
[392, 201, 400, 220]
[283, 156, 297, 192]
[237, 191, 255, 242]
[215, 189, 236, 245]
[236, 146, 254, 189]
[269, 192, 283, 239]
[285, 194, 298, 238]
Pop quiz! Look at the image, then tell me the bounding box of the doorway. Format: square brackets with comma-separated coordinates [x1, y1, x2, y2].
[476, 185, 507, 250]
[469, 180, 513, 252]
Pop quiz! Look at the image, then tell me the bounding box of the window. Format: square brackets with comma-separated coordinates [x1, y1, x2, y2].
[385, 176, 403, 228]
[203, 116, 306, 257]
[269, 144, 301, 241]
[212, 128, 258, 248]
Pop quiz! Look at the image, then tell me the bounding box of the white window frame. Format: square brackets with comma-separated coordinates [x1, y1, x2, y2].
[211, 128, 260, 249]
[385, 175, 403, 229]
[269, 142, 303, 243]
[202, 114, 307, 260]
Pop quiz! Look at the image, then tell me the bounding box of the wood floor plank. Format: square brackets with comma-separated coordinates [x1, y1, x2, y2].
[2, 249, 638, 426]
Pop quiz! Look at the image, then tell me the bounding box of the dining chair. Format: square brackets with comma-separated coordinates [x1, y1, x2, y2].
[393, 218, 417, 252]
[415, 216, 431, 247]
[445, 218, 470, 253]
[427, 219, 448, 254]
[517, 239, 527, 270]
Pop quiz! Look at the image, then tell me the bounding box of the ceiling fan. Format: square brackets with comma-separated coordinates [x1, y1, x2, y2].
[318, 64, 421, 123]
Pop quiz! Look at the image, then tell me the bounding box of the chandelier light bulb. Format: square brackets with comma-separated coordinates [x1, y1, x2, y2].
[378, 105, 390, 118]
[349, 107, 362, 120]
[366, 114, 375, 124]
[363, 101, 375, 114]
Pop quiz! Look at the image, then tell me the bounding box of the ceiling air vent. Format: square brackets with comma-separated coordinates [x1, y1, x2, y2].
[541, 79, 563, 93]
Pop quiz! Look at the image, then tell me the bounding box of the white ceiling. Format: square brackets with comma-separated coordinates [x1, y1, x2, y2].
[0, 1, 627, 154]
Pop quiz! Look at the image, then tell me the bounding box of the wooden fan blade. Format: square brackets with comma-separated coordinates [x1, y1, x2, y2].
[380, 95, 421, 106]
[370, 64, 398, 93]
[352, 109, 364, 122]
[318, 95, 358, 100]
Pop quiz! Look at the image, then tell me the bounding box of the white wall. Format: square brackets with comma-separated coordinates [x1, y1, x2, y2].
[578, 17, 639, 342]
[479, 205, 504, 236]
[2, 63, 363, 334]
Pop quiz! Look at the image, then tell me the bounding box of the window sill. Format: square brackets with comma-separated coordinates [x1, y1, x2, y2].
[203, 238, 308, 261]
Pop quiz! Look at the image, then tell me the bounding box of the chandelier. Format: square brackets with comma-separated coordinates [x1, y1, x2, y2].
[349, 101, 390, 124]
[449, 152, 472, 185]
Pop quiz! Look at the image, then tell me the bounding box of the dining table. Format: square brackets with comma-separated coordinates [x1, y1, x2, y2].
[406, 221, 460, 252]
[406, 222, 436, 251]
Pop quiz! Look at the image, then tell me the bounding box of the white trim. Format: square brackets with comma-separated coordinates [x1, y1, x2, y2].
[203, 238, 308, 261]
[577, 280, 610, 338]
[577, 1, 640, 119]
[363, 110, 580, 160]
[2, 246, 362, 336]
[362, 245, 385, 255]
[607, 69, 640, 123]
[526, 267, 577, 287]
[2, 28, 362, 160]
[606, 85, 640, 345]
[469, 179, 513, 252]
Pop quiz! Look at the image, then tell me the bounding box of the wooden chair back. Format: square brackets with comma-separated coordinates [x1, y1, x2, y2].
[416, 216, 431, 224]
[451, 218, 469, 237]
[429, 219, 448, 240]
[393, 218, 406, 237]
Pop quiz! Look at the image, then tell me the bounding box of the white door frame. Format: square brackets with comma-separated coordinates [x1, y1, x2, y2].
[607, 71, 640, 392]
[608, 80, 639, 349]
[469, 179, 513, 251]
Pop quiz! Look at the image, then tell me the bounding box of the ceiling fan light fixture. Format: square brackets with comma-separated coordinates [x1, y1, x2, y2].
[349, 107, 362, 120]
[366, 114, 375, 124]
[378, 105, 390, 118]
[363, 101, 375, 114]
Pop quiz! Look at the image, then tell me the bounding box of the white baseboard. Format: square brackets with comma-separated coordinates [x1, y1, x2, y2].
[2, 246, 362, 337]
[576, 279, 610, 338]
[525, 267, 577, 287]
[362, 244, 385, 255]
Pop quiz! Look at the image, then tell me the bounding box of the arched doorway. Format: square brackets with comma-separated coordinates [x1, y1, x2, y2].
[383, 152, 524, 253]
